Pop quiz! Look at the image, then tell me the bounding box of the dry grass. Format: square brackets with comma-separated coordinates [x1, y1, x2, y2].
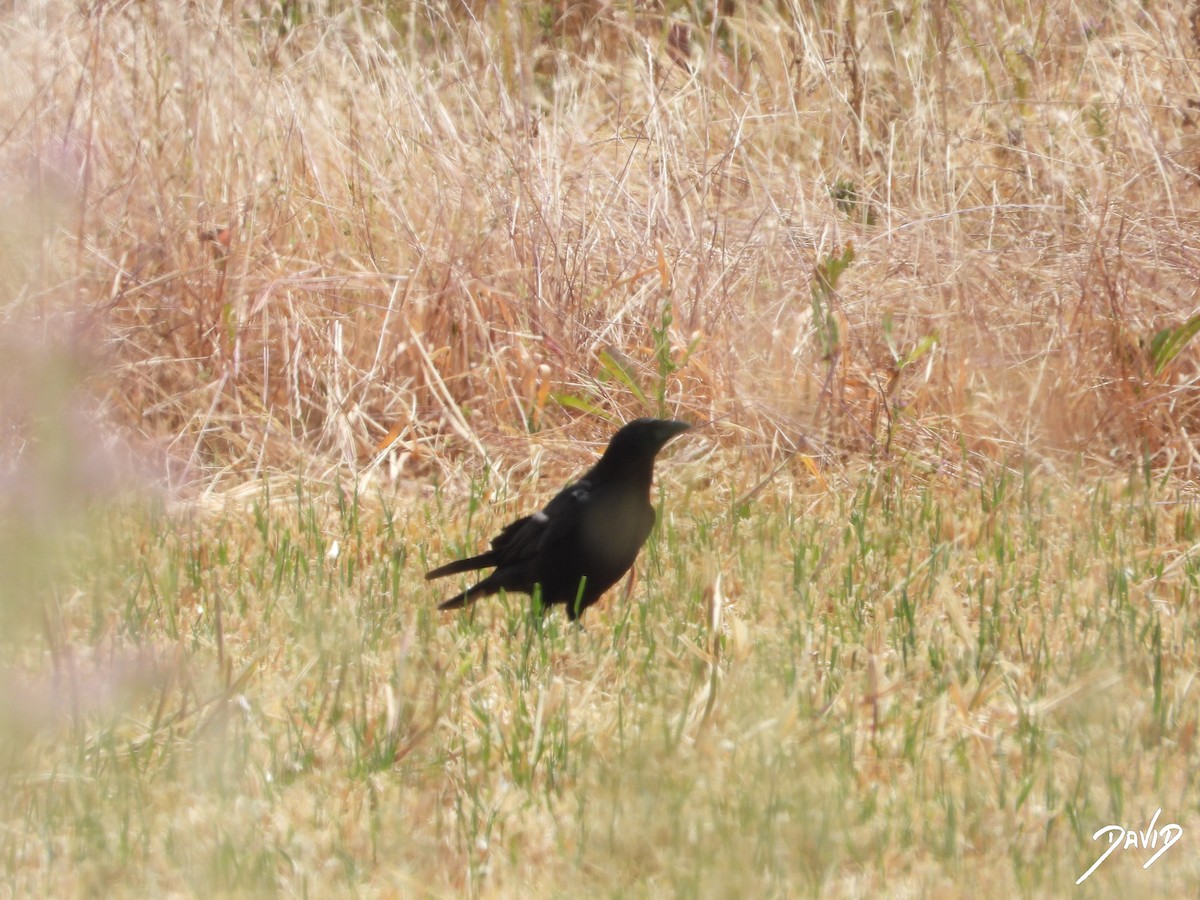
[8, 0, 1200, 478]
[2, 0, 1200, 896]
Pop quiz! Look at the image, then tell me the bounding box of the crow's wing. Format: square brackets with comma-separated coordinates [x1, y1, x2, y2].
[422, 514, 537, 579]
[489, 477, 593, 565]
[426, 476, 595, 581]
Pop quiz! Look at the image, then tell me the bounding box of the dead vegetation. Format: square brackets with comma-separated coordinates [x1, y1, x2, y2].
[4, 1, 1200, 490]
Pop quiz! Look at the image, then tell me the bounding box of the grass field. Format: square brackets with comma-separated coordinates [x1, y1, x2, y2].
[3, 1, 1200, 895]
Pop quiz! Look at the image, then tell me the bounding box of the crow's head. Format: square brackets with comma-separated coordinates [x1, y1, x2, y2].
[599, 418, 691, 465]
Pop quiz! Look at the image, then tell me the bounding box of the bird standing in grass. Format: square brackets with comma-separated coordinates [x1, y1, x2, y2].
[427, 418, 691, 620]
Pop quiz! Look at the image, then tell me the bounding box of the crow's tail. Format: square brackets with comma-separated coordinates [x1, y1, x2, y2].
[437, 590, 472, 611]
[425, 552, 496, 580]
[437, 580, 498, 610]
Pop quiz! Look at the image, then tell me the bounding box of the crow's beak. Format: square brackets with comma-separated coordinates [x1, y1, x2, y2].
[658, 419, 691, 443]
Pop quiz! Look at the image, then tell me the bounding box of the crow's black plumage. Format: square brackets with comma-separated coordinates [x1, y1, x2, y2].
[427, 418, 691, 620]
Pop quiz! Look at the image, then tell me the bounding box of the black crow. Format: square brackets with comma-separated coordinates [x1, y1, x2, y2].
[427, 418, 690, 620]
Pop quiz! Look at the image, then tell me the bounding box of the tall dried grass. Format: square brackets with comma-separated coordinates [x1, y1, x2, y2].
[3, 1, 1200, 482]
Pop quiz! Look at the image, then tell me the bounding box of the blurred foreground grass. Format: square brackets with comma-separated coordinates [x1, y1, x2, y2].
[2, 457, 1197, 896]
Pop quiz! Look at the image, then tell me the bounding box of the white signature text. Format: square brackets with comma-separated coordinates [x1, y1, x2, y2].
[1076, 808, 1183, 884]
